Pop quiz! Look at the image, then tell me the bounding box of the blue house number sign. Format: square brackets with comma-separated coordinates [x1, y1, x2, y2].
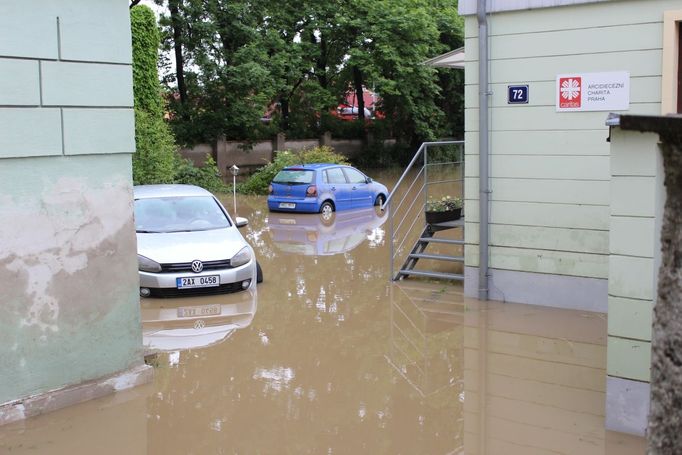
[508, 85, 529, 104]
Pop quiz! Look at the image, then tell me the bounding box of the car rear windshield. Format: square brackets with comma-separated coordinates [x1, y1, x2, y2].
[134, 196, 230, 233]
[272, 169, 314, 184]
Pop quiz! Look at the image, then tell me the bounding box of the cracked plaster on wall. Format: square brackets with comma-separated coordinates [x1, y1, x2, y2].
[0, 175, 134, 333]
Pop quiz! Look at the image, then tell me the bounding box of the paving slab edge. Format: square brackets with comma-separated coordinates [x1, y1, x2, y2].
[0, 363, 153, 426]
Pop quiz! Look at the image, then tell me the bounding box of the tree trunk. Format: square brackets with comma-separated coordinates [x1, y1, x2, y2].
[353, 66, 365, 121]
[169, 0, 188, 111]
[315, 33, 328, 89]
[648, 142, 682, 454]
[280, 98, 290, 132]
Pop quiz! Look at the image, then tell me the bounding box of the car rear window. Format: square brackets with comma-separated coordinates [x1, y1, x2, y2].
[273, 169, 314, 184]
[134, 196, 230, 233]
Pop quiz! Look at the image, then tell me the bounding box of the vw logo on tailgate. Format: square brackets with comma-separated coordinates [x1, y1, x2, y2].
[191, 260, 204, 273]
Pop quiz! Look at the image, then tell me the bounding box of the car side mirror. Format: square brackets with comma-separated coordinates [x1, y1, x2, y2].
[366, 177, 373, 183]
[235, 217, 249, 228]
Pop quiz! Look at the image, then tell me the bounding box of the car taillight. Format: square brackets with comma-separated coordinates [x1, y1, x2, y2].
[268, 184, 273, 194]
[306, 185, 317, 197]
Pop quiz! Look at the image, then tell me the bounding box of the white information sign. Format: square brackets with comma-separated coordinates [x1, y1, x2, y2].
[556, 71, 630, 112]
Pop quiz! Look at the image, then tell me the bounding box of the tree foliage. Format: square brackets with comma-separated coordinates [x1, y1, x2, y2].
[131, 5, 178, 184]
[156, 0, 464, 148]
[239, 146, 349, 195]
[131, 4, 226, 190]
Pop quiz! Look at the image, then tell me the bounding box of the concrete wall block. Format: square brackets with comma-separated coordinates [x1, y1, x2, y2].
[464, 130, 610, 156]
[609, 255, 655, 301]
[474, 22, 661, 61]
[465, 50, 662, 86]
[608, 296, 653, 341]
[0, 108, 62, 158]
[63, 109, 135, 155]
[0, 59, 40, 106]
[611, 176, 656, 217]
[609, 216, 655, 258]
[179, 144, 214, 167]
[42, 62, 133, 107]
[463, 266, 608, 312]
[607, 337, 651, 382]
[467, 77, 661, 109]
[610, 130, 660, 176]
[58, 0, 132, 64]
[285, 139, 320, 151]
[0, 2, 58, 59]
[606, 376, 650, 436]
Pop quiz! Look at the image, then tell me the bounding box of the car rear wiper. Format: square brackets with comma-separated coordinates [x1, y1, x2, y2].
[273, 181, 307, 185]
[136, 230, 162, 233]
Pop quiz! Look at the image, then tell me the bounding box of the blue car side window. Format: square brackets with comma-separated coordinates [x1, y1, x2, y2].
[343, 168, 366, 184]
[326, 168, 347, 184]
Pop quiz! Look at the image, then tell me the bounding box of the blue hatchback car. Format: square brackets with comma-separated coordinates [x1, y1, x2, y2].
[267, 164, 389, 217]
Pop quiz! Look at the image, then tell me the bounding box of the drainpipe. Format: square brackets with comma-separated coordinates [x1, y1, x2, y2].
[477, 0, 490, 300]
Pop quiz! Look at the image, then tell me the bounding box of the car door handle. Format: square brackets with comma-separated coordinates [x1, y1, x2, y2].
[352, 186, 357, 190]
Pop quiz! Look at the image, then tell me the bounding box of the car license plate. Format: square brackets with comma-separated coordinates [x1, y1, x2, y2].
[176, 275, 220, 289]
[177, 304, 221, 318]
[279, 202, 296, 209]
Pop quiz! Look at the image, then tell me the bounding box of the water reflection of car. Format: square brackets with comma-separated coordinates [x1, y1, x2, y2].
[267, 206, 387, 256]
[267, 164, 388, 219]
[134, 184, 261, 298]
[141, 289, 257, 351]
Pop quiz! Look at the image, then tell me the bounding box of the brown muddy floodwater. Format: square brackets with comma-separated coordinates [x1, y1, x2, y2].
[0, 169, 645, 454]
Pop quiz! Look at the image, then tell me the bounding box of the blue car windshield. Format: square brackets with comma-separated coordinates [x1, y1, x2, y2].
[273, 169, 314, 184]
[134, 196, 230, 233]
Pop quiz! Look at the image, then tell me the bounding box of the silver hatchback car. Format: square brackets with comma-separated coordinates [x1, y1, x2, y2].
[134, 184, 259, 297]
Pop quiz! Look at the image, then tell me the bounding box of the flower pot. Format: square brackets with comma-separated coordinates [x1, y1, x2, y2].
[425, 207, 462, 224]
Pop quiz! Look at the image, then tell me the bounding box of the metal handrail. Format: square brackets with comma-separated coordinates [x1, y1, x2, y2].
[386, 140, 464, 280]
[381, 141, 461, 210]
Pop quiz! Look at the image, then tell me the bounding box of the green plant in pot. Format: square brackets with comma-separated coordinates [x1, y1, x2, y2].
[425, 196, 463, 224]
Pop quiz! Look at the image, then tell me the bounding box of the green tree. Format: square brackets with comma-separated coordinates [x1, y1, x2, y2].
[130, 5, 178, 184]
[157, 0, 464, 149]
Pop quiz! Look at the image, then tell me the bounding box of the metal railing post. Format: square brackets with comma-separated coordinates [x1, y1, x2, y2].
[389, 198, 394, 280]
[385, 140, 464, 282]
[424, 144, 429, 211]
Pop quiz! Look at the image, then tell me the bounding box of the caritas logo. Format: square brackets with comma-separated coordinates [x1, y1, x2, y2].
[559, 77, 582, 108]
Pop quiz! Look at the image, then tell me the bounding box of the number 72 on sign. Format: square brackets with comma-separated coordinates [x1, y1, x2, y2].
[507, 85, 529, 104]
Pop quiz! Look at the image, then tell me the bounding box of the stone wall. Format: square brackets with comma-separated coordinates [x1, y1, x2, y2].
[180, 135, 373, 178]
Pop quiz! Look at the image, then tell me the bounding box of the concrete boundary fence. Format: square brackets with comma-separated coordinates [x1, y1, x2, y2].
[179, 133, 396, 179]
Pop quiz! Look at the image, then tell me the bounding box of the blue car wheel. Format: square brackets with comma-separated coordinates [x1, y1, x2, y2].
[319, 201, 335, 225]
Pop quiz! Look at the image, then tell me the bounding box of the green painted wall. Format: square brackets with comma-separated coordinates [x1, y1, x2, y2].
[607, 128, 663, 383]
[462, 0, 677, 281]
[0, 0, 141, 405]
[461, 0, 678, 384]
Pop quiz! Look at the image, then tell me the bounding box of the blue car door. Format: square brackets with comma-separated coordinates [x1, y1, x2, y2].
[343, 167, 372, 208]
[324, 167, 352, 210]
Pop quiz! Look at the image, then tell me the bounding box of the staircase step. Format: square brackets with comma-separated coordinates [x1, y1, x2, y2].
[408, 253, 464, 262]
[394, 282, 463, 295]
[430, 219, 464, 229]
[398, 269, 464, 280]
[419, 237, 464, 245]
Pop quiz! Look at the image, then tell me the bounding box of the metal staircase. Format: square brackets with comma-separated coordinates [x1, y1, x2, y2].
[382, 141, 464, 282]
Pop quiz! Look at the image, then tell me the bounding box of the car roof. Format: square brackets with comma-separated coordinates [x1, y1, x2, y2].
[133, 184, 215, 199]
[282, 163, 346, 171]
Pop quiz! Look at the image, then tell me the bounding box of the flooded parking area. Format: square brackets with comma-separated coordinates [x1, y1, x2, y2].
[0, 173, 645, 454]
